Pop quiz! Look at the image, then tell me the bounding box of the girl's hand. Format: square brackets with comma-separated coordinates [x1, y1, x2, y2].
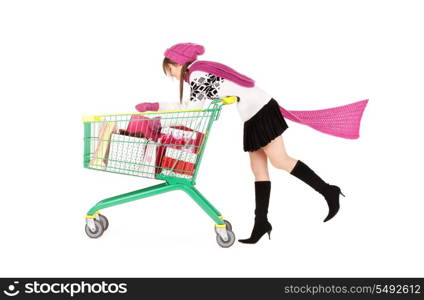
[135, 102, 159, 112]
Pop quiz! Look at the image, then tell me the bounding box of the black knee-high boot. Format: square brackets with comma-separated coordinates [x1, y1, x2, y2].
[238, 181, 272, 244]
[289, 160, 345, 222]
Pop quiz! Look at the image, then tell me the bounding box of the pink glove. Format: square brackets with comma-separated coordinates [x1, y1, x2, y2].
[135, 102, 159, 112]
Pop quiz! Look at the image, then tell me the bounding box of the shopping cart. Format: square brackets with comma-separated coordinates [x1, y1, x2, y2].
[82, 96, 238, 247]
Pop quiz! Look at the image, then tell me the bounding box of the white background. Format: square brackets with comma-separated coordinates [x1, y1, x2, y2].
[1, 0, 423, 277]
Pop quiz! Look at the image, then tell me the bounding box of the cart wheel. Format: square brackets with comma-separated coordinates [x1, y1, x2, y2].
[85, 219, 104, 239]
[216, 230, 235, 248]
[214, 220, 232, 233]
[98, 214, 109, 231]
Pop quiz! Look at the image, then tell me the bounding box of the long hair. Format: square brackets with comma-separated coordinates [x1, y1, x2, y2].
[162, 57, 194, 104]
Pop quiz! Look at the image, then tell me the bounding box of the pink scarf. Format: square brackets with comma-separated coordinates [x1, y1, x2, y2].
[187, 60, 369, 139]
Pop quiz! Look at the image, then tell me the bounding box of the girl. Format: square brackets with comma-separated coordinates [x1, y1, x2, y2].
[136, 42, 368, 244]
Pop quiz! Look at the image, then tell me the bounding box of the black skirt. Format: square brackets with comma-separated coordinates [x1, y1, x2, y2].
[243, 98, 289, 152]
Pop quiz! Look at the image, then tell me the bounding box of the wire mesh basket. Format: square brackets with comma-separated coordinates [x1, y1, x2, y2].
[83, 100, 226, 184]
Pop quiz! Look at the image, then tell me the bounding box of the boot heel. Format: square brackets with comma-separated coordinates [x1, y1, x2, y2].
[267, 230, 272, 240]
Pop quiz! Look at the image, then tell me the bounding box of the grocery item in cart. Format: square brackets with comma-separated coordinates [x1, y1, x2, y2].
[158, 126, 204, 154]
[126, 115, 161, 141]
[142, 141, 157, 178]
[89, 122, 117, 170]
[155, 125, 203, 174]
[106, 133, 151, 177]
[160, 147, 197, 178]
[168, 125, 205, 154]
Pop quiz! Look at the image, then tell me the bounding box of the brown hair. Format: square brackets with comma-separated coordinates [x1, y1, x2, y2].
[162, 57, 194, 104]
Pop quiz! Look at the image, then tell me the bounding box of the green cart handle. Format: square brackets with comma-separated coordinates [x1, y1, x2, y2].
[209, 96, 239, 120]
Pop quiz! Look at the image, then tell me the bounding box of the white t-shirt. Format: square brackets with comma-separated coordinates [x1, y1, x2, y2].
[158, 70, 273, 122]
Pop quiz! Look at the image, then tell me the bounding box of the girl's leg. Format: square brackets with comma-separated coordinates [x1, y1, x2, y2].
[261, 135, 298, 172]
[262, 135, 345, 222]
[248, 148, 270, 181]
[239, 149, 273, 244]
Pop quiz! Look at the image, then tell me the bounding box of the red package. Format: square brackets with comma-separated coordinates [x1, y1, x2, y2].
[155, 126, 204, 175]
[161, 157, 195, 175]
[159, 126, 205, 154]
[170, 126, 205, 154]
[126, 115, 162, 141]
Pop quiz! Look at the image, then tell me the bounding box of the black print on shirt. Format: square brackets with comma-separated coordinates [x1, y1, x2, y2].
[190, 73, 224, 102]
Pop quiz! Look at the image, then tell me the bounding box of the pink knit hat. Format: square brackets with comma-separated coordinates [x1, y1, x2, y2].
[164, 43, 205, 65]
